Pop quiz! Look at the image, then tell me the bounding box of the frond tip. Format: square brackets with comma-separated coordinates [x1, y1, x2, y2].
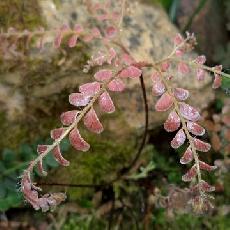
[21, 172, 66, 212]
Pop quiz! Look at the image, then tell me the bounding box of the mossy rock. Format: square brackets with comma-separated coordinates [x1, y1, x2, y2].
[0, 0, 43, 30]
[42, 130, 153, 201]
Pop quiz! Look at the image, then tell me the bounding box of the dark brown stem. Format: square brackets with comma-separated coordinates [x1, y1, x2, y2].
[120, 74, 149, 174]
[37, 182, 104, 188]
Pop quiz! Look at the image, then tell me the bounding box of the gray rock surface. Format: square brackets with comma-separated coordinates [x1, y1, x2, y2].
[38, 0, 214, 130]
[0, 0, 214, 141]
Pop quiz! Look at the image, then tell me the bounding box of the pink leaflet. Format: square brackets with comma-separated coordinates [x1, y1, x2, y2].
[105, 26, 117, 39]
[108, 79, 125, 92]
[173, 33, 183, 45]
[37, 145, 48, 176]
[212, 65, 222, 89]
[195, 55, 206, 65]
[83, 108, 104, 134]
[74, 24, 83, 34]
[108, 48, 117, 64]
[50, 128, 65, 140]
[69, 128, 90, 152]
[79, 82, 101, 96]
[191, 180, 215, 193]
[155, 93, 174, 112]
[37, 145, 48, 154]
[54, 24, 69, 48]
[119, 66, 142, 79]
[68, 34, 78, 48]
[94, 69, 113, 82]
[193, 138, 211, 152]
[179, 103, 200, 121]
[69, 93, 90, 107]
[175, 49, 183, 57]
[164, 111, 180, 132]
[196, 69, 205, 81]
[21, 173, 40, 210]
[171, 129, 186, 149]
[180, 147, 193, 164]
[178, 62, 190, 74]
[60, 110, 78, 126]
[83, 34, 94, 43]
[213, 74, 222, 89]
[174, 88, 189, 101]
[182, 165, 197, 182]
[121, 53, 135, 65]
[99, 92, 115, 113]
[161, 61, 170, 72]
[199, 180, 215, 192]
[151, 72, 165, 96]
[187, 121, 205, 136]
[199, 161, 217, 172]
[54, 32, 62, 48]
[91, 27, 101, 38]
[53, 145, 69, 166]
